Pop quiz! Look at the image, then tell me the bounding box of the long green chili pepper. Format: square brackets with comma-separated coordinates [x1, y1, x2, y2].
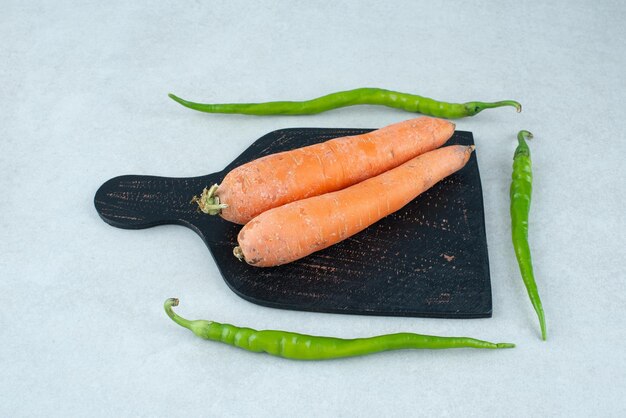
[165, 298, 514, 360]
[510, 130, 546, 340]
[168, 87, 521, 119]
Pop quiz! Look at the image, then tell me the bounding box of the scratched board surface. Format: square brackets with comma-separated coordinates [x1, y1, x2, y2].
[94, 128, 492, 318]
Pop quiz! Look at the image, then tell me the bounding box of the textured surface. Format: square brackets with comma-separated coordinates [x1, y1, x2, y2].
[95, 129, 491, 317]
[2, 1, 626, 417]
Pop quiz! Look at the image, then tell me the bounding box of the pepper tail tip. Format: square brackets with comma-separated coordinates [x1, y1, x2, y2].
[168, 93, 184, 103]
[496, 342, 515, 349]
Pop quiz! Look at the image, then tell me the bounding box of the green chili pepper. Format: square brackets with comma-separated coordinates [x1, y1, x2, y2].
[510, 130, 546, 340]
[168, 87, 521, 119]
[165, 298, 514, 360]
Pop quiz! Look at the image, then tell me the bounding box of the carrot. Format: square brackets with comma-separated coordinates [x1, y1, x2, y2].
[195, 117, 455, 224]
[235, 144, 475, 267]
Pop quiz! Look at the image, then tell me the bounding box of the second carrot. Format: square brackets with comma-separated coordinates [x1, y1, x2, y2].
[235, 144, 475, 267]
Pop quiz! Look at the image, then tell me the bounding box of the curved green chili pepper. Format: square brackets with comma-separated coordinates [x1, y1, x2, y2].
[510, 130, 546, 340]
[165, 299, 514, 360]
[168, 87, 521, 119]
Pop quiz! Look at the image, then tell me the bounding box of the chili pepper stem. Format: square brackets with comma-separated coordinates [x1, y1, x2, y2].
[165, 298, 212, 338]
[486, 100, 522, 112]
[466, 100, 522, 116]
[192, 184, 228, 215]
[518, 130, 533, 144]
[164, 298, 192, 329]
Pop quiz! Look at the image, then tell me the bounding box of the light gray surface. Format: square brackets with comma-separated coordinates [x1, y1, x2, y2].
[2, 1, 625, 416]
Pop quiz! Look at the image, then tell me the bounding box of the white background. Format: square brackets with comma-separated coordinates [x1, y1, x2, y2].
[2, 1, 625, 416]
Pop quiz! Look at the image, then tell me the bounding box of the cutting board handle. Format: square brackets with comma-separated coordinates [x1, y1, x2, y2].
[94, 174, 219, 230]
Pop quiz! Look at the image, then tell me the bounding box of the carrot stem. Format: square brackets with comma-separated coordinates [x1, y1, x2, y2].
[192, 184, 228, 215]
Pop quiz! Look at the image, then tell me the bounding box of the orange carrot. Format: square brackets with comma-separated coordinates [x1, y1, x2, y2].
[195, 117, 455, 224]
[235, 144, 474, 267]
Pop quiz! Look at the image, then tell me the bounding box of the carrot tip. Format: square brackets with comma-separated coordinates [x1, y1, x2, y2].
[233, 246, 245, 262]
[469, 145, 476, 152]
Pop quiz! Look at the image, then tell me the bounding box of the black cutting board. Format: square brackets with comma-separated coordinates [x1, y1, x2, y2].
[94, 128, 492, 318]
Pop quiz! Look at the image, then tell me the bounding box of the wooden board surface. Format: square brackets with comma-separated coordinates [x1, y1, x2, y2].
[94, 128, 492, 318]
